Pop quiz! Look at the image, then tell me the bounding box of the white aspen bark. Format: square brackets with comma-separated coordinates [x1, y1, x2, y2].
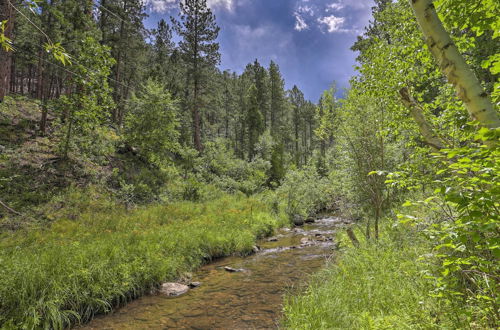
[409, 0, 500, 129]
[399, 87, 446, 151]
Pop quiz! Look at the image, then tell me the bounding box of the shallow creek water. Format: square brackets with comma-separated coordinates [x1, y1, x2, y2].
[82, 217, 346, 329]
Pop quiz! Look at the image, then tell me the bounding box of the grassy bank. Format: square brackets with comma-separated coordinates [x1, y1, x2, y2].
[283, 223, 460, 329]
[0, 193, 287, 329]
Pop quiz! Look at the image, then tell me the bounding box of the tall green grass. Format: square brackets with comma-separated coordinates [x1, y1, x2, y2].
[0, 194, 287, 329]
[283, 223, 459, 329]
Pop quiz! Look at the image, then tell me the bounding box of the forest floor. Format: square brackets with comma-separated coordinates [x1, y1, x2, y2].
[0, 193, 288, 328]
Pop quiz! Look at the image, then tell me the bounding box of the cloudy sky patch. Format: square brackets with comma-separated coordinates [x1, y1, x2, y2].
[145, 0, 375, 100]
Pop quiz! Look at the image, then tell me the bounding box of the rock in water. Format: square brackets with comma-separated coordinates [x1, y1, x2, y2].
[224, 266, 245, 272]
[300, 237, 310, 244]
[305, 216, 315, 223]
[188, 282, 201, 288]
[300, 237, 315, 246]
[160, 283, 189, 296]
[252, 245, 260, 253]
[293, 215, 305, 226]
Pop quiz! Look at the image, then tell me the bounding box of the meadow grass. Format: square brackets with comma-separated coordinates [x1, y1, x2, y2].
[0, 193, 288, 329]
[282, 223, 458, 329]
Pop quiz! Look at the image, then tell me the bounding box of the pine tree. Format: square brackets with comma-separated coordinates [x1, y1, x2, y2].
[150, 19, 175, 83]
[289, 85, 305, 166]
[268, 60, 286, 136]
[172, 0, 220, 152]
[99, 0, 147, 124]
[246, 84, 264, 160]
[252, 59, 269, 128]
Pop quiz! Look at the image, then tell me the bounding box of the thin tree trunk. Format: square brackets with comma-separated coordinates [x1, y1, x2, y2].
[27, 65, 32, 95]
[192, 29, 202, 152]
[374, 204, 380, 241]
[347, 227, 360, 247]
[100, 0, 107, 43]
[399, 87, 446, 150]
[366, 217, 371, 240]
[409, 0, 499, 129]
[0, 0, 15, 102]
[36, 46, 44, 100]
[9, 55, 16, 93]
[0, 199, 23, 217]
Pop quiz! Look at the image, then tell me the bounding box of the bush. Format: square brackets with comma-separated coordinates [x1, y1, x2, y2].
[275, 165, 336, 220]
[196, 139, 270, 195]
[124, 80, 180, 164]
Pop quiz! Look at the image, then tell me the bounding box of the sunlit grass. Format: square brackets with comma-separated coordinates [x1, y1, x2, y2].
[0, 193, 287, 329]
[283, 223, 458, 329]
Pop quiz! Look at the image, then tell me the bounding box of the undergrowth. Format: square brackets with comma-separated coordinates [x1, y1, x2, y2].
[283, 222, 464, 329]
[0, 193, 287, 329]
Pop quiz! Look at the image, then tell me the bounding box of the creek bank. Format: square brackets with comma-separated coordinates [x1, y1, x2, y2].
[0, 195, 290, 329]
[82, 216, 348, 329]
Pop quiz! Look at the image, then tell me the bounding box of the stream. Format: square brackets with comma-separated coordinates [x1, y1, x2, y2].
[82, 216, 347, 329]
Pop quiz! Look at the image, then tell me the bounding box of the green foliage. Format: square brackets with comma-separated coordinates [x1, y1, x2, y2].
[125, 80, 180, 164]
[275, 166, 335, 219]
[0, 193, 287, 329]
[315, 85, 337, 143]
[55, 36, 115, 159]
[246, 84, 265, 159]
[197, 139, 270, 196]
[399, 128, 499, 326]
[0, 20, 13, 51]
[286, 1, 499, 327]
[269, 142, 286, 185]
[43, 42, 71, 66]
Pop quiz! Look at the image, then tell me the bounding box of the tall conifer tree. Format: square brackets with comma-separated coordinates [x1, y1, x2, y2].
[172, 0, 220, 152]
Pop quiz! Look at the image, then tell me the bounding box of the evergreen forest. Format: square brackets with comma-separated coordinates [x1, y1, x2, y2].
[0, 0, 498, 328]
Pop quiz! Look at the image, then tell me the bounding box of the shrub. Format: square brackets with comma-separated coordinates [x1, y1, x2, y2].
[275, 165, 336, 219]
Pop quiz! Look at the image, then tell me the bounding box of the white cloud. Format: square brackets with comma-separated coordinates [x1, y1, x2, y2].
[144, 0, 234, 13]
[207, 0, 234, 11]
[317, 15, 345, 33]
[234, 24, 268, 39]
[145, 0, 176, 13]
[326, 2, 344, 12]
[297, 5, 314, 16]
[229, 24, 294, 66]
[294, 13, 309, 31]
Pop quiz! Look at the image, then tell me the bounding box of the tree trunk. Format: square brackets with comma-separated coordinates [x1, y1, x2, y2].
[27, 65, 32, 95]
[36, 45, 44, 100]
[9, 55, 16, 93]
[192, 19, 202, 152]
[347, 228, 360, 247]
[366, 217, 371, 240]
[409, 0, 499, 129]
[399, 87, 446, 150]
[0, 0, 15, 102]
[193, 77, 202, 151]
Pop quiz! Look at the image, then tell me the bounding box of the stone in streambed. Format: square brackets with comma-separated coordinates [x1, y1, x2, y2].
[160, 283, 189, 296]
[224, 266, 245, 272]
[252, 245, 260, 253]
[188, 282, 201, 288]
[300, 237, 316, 246]
[305, 216, 316, 223]
[293, 214, 305, 226]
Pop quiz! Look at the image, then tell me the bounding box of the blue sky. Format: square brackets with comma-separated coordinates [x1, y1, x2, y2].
[144, 0, 374, 101]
